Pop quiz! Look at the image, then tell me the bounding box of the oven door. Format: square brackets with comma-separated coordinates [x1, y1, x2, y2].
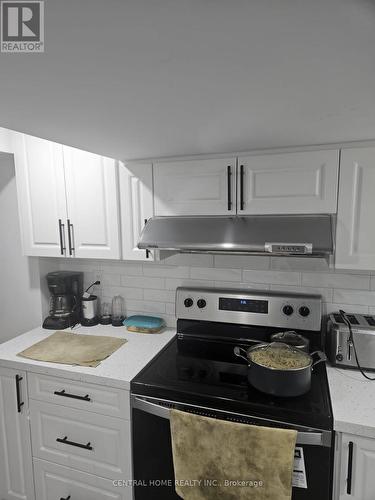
[132, 395, 333, 500]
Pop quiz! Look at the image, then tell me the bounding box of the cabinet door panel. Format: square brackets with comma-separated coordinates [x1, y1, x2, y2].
[120, 162, 154, 261]
[335, 148, 375, 270]
[0, 367, 34, 500]
[34, 459, 131, 500]
[14, 133, 68, 257]
[338, 433, 375, 499]
[238, 150, 339, 214]
[154, 158, 236, 215]
[63, 147, 120, 259]
[30, 400, 131, 480]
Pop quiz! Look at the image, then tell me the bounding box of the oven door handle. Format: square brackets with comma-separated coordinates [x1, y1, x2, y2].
[132, 396, 330, 447]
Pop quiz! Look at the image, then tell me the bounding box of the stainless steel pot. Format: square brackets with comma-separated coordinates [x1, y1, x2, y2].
[234, 342, 327, 397]
[270, 330, 310, 352]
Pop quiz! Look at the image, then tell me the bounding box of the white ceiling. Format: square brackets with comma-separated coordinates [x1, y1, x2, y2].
[0, 0, 375, 160]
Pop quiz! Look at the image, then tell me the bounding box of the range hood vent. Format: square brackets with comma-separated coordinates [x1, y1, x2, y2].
[138, 215, 334, 256]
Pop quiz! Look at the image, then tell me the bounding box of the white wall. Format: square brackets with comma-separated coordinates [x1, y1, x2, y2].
[56, 253, 375, 328]
[0, 153, 43, 342]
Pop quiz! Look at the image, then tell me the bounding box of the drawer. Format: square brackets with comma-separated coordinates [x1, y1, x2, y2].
[28, 372, 130, 419]
[30, 400, 132, 480]
[34, 458, 132, 500]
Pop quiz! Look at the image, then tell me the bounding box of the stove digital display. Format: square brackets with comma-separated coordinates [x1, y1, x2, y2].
[219, 297, 268, 314]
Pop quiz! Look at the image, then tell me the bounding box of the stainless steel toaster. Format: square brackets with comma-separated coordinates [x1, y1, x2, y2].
[327, 313, 375, 370]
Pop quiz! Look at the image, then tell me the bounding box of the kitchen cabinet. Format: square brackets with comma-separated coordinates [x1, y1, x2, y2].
[63, 146, 120, 259]
[30, 399, 131, 480]
[13, 133, 68, 257]
[153, 157, 237, 215]
[335, 147, 375, 270]
[237, 150, 339, 214]
[34, 459, 129, 500]
[0, 127, 12, 153]
[119, 162, 154, 260]
[335, 432, 375, 500]
[0, 366, 133, 500]
[14, 133, 121, 259]
[0, 367, 35, 500]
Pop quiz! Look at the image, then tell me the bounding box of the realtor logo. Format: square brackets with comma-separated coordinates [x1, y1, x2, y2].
[1, 1, 44, 52]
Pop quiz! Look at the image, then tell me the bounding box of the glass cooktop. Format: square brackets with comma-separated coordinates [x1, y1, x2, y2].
[131, 337, 333, 430]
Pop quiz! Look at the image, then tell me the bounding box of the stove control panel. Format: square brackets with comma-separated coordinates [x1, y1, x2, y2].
[177, 287, 322, 331]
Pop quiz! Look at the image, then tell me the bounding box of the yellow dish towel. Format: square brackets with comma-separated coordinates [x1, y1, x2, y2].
[170, 409, 297, 500]
[17, 331, 127, 367]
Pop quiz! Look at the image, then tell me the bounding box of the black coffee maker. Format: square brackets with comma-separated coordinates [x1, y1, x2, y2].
[43, 271, 83, 330]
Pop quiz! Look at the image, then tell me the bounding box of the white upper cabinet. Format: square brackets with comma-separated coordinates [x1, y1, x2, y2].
[237, 150, 339, 214]
[119, 162, 154, 261]
[13, 133, 68, 257]
[14, 133, 121, 259]
[0, 127, 12, 153]
[335, 148, 375, 270]
[0, 367, 35, 500]
[154, 158, 237, 215]
[63, 147, 120, 259]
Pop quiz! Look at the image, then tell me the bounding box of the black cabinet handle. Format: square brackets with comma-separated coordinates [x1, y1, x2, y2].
[347, 440, 354, 494]
[54, 389, 91, 402]
[60, 496, 71, 500]
[67, 219, 74, 256]
[227, 165, 232, 211]
[56, 436, 93, 451]
[240, 164, 244, 210]
[58, 219, 66, 255]
[144, 219, 150, 259]
[15, 375, 24, 413]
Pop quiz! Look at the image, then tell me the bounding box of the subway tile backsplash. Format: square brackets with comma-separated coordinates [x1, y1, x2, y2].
[49, 255, 375, 328]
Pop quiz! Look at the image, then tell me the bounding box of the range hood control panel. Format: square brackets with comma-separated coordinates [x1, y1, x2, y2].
[176, 287, 322, 331]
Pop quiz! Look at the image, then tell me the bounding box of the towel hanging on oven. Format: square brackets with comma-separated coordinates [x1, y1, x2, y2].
[170, 409, 297, 500]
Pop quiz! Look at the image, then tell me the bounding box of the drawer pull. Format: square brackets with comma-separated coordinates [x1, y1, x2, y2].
[15, 375, 24, 413]
[54, 389, 91, 402]
[56, 436, 93, 451]
[60, 497, 71, 500]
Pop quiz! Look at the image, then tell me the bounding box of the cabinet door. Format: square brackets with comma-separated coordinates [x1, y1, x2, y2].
[34, 459, 131, 500]
[237, 150, 339, 214]
[0, 367, 35, 500]
[63, 146, 121, 259]
[13, 133, 68, 257]
[154, 158, 236, 215]
[0, 127, 12, 153]
[337, 433, 375, 499]
[335, 148, 375, 270]
[120, 162, 154, 261]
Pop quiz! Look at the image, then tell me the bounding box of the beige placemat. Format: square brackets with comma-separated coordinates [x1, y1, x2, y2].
[17, 331, 127, 367]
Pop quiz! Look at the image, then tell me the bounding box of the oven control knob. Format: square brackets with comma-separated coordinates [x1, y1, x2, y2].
[282, 305, 294, 316]
[336, 354, 344, 362]
[197, 299, 207, 309]
[184, 298, 193, 308]
[299, 306, 310, 317]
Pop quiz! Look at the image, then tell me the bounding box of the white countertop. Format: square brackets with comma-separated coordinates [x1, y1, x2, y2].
[327, 365, 375, 439]
[0, 325, 176, 390]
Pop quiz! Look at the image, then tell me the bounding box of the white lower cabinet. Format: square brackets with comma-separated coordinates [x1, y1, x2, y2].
[29, 399, 132, 480]
[0, 366, 133, 500]
[335, 432, 375, 500]
[0, 367, 35, 500]
[34, 459, 130, 499]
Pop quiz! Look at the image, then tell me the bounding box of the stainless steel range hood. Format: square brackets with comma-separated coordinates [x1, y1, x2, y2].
[138, 215, 334, 256]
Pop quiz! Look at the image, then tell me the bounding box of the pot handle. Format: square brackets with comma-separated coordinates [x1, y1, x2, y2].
[310, 351, 327, 370]
[234, 346, 248, 363]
